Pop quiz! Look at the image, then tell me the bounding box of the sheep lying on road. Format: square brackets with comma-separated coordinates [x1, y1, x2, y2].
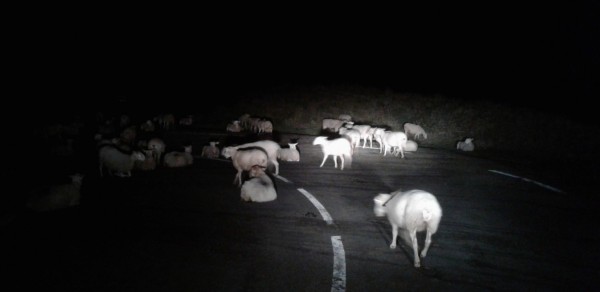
[312, 136, 352, 170]
[374, 189, 442, 268]
[240, 165, 277, 202]
[277, 142, 300, 162]
[26, 174, 84, 212]
[164, 145, 194, 168]
[457, 138, 474, 151]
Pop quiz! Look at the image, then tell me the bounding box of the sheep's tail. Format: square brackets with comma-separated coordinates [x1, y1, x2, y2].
[422, 209, 433, 221]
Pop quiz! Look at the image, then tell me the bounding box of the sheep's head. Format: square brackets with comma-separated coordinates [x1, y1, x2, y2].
[288, 143, 298, 149]
[313, 136, 327, 146]
[465, 138, 474, 143]
[221, 147, 235, 158]
[373, 194, 392, 217]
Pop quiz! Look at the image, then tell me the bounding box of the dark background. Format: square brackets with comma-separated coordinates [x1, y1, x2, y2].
[14, 3, 599, 126]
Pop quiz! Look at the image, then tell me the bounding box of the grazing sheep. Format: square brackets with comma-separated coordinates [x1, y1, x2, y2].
[226, 120, 242, 132]
[403, 123, 428, 140]
[26, 174, 84, 212]
[201, 141, 220, 159]
[222, 146, 269, 187]
[164, 145, 194, 168]
[312, 136, 353, 170]
[457, 138, 475, 151]
[257, 120, 273, 133]
[404, 140, 418, 152]
[99, 146, 146, 177]
[373, 189, 442, 268]
[148, 138, 166, 163]
[277, 142, 300, 162]
[240, 165, 277, 203]
[382, 131, 408, 158]
[222, 140, 281, 175]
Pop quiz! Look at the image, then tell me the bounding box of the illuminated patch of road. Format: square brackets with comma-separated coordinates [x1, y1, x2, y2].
[489, 169, 565, 193]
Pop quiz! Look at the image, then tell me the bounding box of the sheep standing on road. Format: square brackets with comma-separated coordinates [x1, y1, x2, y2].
[403, 123, 428, 140]
[240, 165, 277, 202]
[222, 146, 269, 187]
[457, 138, 475, 151]
[374, 189, 442, 268]
[226, 120, 242, 132]
[148, 138, 166, 164]
[312, 136, 353, 170]
[277, 142, 300, 162]
[99, 146, 146, 177]
[382, 131, 408, 158]
[222, 140, 281, 175]
[201, 141, 220, 159]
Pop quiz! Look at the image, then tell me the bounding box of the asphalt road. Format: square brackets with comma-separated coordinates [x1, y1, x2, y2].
[2, 131, 599, 291]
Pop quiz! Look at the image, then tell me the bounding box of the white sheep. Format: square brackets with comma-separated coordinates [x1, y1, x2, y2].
[201, 141, 220, 159]
[147, 138, 166, 164]
[338, 114, 352, 122]
[312, 136, 353, 170]
[226, 120, 242, 132]
[373, 128, 387, 153]
[457, 138, 475, 151]
[179, 115, 193, 126]
[338, 127, 361, 149]
[257, 119, 273, 133]
[240, 165, 277, 202]
[404, 140, 418, 152]
[403, 123, 428, 140]
[277, 142, 300, 162]
[221, 140, 281, 175]
[382, 131, 408, 158]
[322, 118, 350, 132]
[345, 124, 372, 148]
[164, 145, 194, 168]
[222, 146, 269, 186]
[26, 173, 84, 212]
[98, 146, 146, 177]
[135, 149, 157, 171]
[373, 189, 442, 268]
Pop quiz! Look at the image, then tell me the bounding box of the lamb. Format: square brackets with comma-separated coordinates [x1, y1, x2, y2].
[457, 138, 475, 151]
[222, 146, 269, 187]
[277, 142, 300, 162]
[26, 173, 84, 212]
[147, 138, 166, 164]
[312, 136, 353, 170]
[403, 123, 428, 140]
[382, 131, 408, 158]
[164, 145, 194, 167]
[221, 140, 281, 175]
[98, 145, 146, 177]
[240, 165, 277, 202]
[373, 189, 442, 268]
[201, 141, 220, 159]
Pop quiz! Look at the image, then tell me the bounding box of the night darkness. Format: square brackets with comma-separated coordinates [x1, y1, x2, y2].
[19, 3, 599, 127]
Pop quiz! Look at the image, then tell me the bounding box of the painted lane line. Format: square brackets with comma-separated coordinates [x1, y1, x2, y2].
[330, 236, 346, 292]
[275, 174, 292, 183]
[489, 169, 565, 194]
[297, 188, 334, 225]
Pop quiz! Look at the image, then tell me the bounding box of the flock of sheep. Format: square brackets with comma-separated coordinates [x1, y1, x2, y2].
[29, 110, 477, 268]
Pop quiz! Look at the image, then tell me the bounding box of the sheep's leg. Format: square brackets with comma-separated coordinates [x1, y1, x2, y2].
[320, 155, 329, 168]
[273, 160, 279, 175]
[333, 155, 338, 168]
[339, 155, 344, 170]
[234, 171, 241, 186]
[421, 229, 433, 258]
[389, 225, 398, 249]
[398, 146, 405, 159]
[409, 229, 421, 268]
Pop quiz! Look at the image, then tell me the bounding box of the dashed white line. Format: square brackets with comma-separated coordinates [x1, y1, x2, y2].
[489, 169, 565, 193]
[330, 236, 346, 292]
[297, 188, 334, 225]
[275, 174, 292, 183]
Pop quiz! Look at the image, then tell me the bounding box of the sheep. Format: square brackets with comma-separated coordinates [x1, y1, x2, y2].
[312, 136, 353, 170]
[373, 189, 442, 268]
[382, 131, 408, 158]
[179, 115, 193, 126]
[277, 142, 300, 162]
[221, 140, 281, 175]
[226, 120, 242, 132]
[164, 145, 194, 168]
[322, 118, 350, 133]
[339, 127, 361, 149]
[156, 113, 175, 130]
[26, 173, 84, 212]
[135, 149, 157, 171]
[140, 120, 155, 132]
[222, 146, 269, 187]
[257, 119, 273, 133]
[240, 165, 277, 202]
[201, 141, 220, 159]
[338, 114, 352, 122]
[99, 145, 146, 177]
[346, 124, 372, 148]
[147, 138, 166, 163]
[457, 138, 475, 151]
[403, 123, 428, 140]
[373, 128, 387, 153]
[404, 140, 418, 152]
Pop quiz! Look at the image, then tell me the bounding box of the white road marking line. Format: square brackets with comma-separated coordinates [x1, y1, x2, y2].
[275, 174, 291, 183]
[489, 169, 565, 193]
[297, 188, 334, 225]
[331, 236, 346, 292]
